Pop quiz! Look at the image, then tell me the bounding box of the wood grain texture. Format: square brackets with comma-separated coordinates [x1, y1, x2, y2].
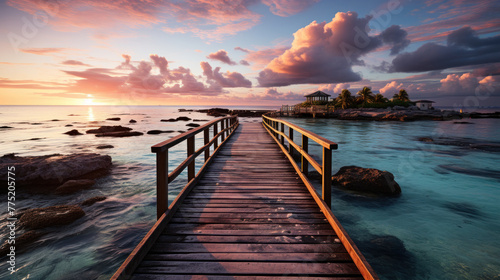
[123, 123, 375, 279]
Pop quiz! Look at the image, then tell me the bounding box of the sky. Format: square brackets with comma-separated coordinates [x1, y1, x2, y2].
[0, 0, 499, 107]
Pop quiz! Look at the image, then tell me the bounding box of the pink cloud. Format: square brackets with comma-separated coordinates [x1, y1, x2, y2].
[201, 62, 252, 88]
[245, 88, 304, 101]
[318, 83, 350, 95]
[240, 60, 250, 66]
[235, 47, 250, 53]
[244, 47, 288, 70]
[62, 60, 90, 66]
[258, 12, 381, 87]
[262, 0, 319, 17]
[20, 48, 68, 55]
[207, 50, 237, 65]
[379, 81, 404, 96]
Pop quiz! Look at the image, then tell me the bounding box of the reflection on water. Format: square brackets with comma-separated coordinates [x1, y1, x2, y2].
[87, 107, 94, 122]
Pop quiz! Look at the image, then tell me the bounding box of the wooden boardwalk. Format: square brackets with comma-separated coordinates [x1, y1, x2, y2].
[113, 118, 377, 279]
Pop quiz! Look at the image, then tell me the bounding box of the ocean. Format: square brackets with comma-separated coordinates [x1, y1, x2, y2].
[0, 105, 499, 280]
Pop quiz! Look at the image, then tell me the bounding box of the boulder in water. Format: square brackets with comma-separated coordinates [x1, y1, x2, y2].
[20, 205, 85, 230]
[55, 179, 96, 194]
[86, 125, 132, 134]
[64, 129, 83, 135]
[81, 196, 107, 206]
[332, 166, 401, 196]
[94, 131, 143, 137]
[106, 117, 121, 121]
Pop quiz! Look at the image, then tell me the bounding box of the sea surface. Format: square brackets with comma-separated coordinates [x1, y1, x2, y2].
[0, 105, 499, 280]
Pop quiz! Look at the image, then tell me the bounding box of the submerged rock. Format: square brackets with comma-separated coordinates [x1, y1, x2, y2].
[81, 196, 107, 206]
[161, 118, 177, 122]
[332, 166, 401, 196]
[55, 179, 96, 195]
[0, 126, 13, 129]
[0, 230, 44, 255]
[65, 124, 74, 127]
[96, 145, 114, 149]
[0, 153, 112, 189]
[94, 131, 143, 137]
[129, 119, 137, 123]
[106, 117, 121, 121]
[176, 116, 192, 121]
[186, 123, 200, 127]
[20, 205, 85, 230]
[86, 125, 132, 134]
[193, 119, 209, 122]
[147, 130, 175, 135]
[64, 129, 83, 135]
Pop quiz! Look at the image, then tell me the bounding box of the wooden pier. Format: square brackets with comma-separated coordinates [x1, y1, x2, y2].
[112, 115, 378, 279]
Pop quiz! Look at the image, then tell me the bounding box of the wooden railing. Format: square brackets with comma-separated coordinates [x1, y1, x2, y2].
[262, 113, 337, 208]
[151, 116, 239, 219]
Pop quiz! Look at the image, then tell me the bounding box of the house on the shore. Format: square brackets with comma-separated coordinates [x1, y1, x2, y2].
[305, 91, 330, 103]
[414, 100, 435, 110]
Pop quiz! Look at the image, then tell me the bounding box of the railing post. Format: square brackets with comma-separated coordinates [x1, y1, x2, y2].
[204, 128, 209, 162]
[280, 123, 285, 145]
[289, 127, 294, 156]
[156, 151, 168, 220]
[187, 135, 195, 181]
[214, 122, 219, 149]
[322, 147, 332, 208]
[221, 119, 226, 141]
[301, 135, 308, 175]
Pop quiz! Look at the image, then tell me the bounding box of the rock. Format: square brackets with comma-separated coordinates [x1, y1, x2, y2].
[176, 116, 192, 121]
[129, 119, 137, 123]
[0, 230, 44, 255]
[147, 130, 175, 135]
[453, 121, 473, 124]
[332, 166, 401, 196]
[193, 119, 209, 122]
[54, 179, 96, 194]
[81, 196, 107, 206]
[177, 130, 185, 133]
[106, 117, 121, 121]
[64, 129, 83, 135]
[86, 126, 132, 134]
[51, 119, 61, 121]
[392, 105, 406, 110]
[178, 109, 193, 112]
[96, 145, 114, 149]
[95, 131, 143, 137]
[0, 153, 112, 189]
[31, 123, 42, 125]
[418, 137, 434, 142]
[0, 126, 13, 129]
[369, 235, 407, 257]
[20, 205, 85, 230]
[186, 123, 200, 127]
[65, 124, 74, 127]
[161, 118, 177, 122]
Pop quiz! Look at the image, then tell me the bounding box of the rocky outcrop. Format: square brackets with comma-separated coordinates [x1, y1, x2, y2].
[81, 196, 107, 206]
[54, 179, 96, 194]
[19, 205, 85, 230]
[86, 126, 132, 134]
[332, 166, 401, 196]
[0, 153, 112, 189]
[106, 117, 121, 121]
[129, 119, 137, 123]
[186, 123, 200, 127]
[64, 129, 83, 135]
[176, 116, 192, 121]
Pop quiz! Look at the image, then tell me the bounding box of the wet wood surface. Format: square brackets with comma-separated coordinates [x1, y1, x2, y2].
[133, 123, 364, 279]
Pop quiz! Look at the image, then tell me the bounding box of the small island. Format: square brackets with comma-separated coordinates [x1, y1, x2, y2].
[281, 87, 499, 121]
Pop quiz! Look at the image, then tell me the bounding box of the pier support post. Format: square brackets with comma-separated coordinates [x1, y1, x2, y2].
[322, 147, 332, 208]
[187, 136, 195, 181]
[301, 135, 308, 175]
[156, 151, 168, 220]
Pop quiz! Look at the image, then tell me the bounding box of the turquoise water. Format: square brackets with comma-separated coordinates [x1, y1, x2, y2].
[283, 117, 500, 280]
[0, 106, 499, 279]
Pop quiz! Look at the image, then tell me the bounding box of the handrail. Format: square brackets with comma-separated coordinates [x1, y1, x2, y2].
[151, 116, 238, 219]
[261, 113, 378, 280]
[262, 113, 337, 207]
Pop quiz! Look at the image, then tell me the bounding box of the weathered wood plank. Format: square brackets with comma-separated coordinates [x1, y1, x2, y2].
[157, 235, 338, 244]
[135, 261, 360, 276]
[170, 217, 328, 224]
[131, 274, 363, 280]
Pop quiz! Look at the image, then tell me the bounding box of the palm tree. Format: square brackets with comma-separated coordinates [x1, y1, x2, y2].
[357, 86, 374, 106]
[374, 93, 388, 103]
[394, 89, 410, 102]
[336, 89, 354, 109]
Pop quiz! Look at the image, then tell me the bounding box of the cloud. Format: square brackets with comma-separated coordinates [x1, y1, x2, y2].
[20, 48, 68, 55]
[244, 47, 288, 70]
[262, 0, 319, 17]
[207, 50, 237, 65]
[201, 62, 252, 88]
[235, 47, 250, 53]
[245, 88, 304, 101]
[378, 25, 410, 55]
[257, 12, 383, 87]
[62, 60, 90, 66]
[379, 81, 404, 96]
[318, 83, 350, 95]
[240, 60, 250, 66]
[439, 73, 480, 94]
[390, 26, 500, 73]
